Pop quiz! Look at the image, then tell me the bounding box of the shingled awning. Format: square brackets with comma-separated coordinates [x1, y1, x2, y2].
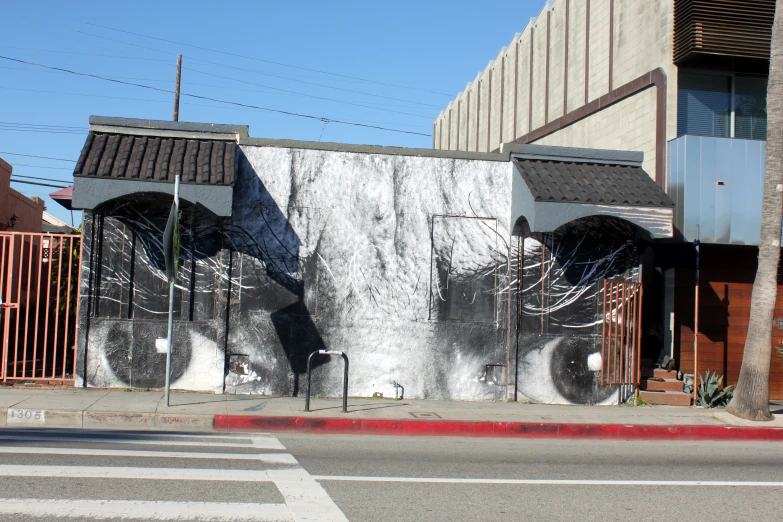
[71, 128, 238, 217]
[511, 151, 674, 238]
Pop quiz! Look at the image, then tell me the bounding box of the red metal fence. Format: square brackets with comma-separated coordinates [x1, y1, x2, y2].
[600, 278, 643, 386]
[0, 232, 81, 382]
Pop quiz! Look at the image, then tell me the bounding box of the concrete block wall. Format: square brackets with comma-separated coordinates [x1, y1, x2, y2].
[533, 87, 658, 176]
[434, 0, 675, 181]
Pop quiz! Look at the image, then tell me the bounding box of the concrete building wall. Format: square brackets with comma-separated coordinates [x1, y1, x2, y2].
[548, 2, 566, 122]
[517, 29, 532, 138]
[501, 42, 517, 148]
[433, 0, 674, 183]
[531, 11, 548, 131]
[532, 87, 658, 176]
[588, 0, 611, 102]
[566, 0, 587, 112]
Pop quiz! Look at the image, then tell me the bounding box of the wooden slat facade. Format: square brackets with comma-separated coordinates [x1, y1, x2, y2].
[674, 0, 775, 65]
[674, 245, 783, 399]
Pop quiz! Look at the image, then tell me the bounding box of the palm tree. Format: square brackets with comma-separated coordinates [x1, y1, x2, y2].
[726, 0, 783, 421]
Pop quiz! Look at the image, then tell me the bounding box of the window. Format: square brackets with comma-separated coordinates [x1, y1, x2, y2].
[734, 75, 768, 140]
[677, 70, 767, 140]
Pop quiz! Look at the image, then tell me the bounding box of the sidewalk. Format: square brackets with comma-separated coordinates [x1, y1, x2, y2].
[1, 387, 782, 440]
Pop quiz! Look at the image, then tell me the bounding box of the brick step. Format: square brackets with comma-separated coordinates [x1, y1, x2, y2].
[641, 368, 679, 380]
[640, 379, 684, 392]
[639, 390, 692, 407]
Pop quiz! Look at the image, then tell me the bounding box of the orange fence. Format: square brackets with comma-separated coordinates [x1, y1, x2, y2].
[0, 232, 81, 382]
[600, 278, 643, 386]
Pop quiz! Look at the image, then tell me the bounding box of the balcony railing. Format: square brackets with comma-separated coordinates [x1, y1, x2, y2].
[667, 134, 767, 245]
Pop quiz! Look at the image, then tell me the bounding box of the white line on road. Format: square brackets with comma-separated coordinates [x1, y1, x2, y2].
[0, 446, 298, 464]
[0, 465, 274, 482]
[268, 469, 349, 522]
[312, 476, 783, 487]
[1, 428, 273, 441]
[0, 433, 285, 449]
[0, 498, 292, 521]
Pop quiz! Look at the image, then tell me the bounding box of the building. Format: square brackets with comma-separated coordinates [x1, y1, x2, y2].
[68, 116, 673, 404]
[1, 157, 45, 232]
[432, 0, 781, 400]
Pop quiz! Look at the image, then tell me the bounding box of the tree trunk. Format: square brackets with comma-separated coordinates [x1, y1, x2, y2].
[726, 0, 783, 421]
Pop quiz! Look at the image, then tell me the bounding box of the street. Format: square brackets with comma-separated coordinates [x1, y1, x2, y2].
[0, 428, 780, 521]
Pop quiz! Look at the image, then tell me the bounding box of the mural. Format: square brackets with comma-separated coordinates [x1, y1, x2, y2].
[75, 144, 644, 405]
[515, 217, 641, 405]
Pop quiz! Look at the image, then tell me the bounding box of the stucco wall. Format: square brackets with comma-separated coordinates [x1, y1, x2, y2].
[0, 157, 44, 232]
[434, 0, 676, 182]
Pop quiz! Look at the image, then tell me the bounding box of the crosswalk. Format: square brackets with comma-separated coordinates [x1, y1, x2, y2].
[0, 428, 348, 521]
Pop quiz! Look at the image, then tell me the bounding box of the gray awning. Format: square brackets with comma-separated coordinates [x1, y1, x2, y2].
[70, 130, 236, 217]
[511, 157, 674, 238]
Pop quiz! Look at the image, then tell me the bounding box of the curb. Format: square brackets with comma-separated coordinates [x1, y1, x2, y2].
[5, 409, 783, 441]
[214, 415, 783, 441]
[3, 408, 214, 431]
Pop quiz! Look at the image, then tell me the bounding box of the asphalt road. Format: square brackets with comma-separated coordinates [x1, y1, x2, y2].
[0, 427, 780, 521]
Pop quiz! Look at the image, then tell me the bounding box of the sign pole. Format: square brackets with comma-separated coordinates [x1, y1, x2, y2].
[164, 174, 180, 407]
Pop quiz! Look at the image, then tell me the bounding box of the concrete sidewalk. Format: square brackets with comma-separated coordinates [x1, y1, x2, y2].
[1, 387, 781, 438]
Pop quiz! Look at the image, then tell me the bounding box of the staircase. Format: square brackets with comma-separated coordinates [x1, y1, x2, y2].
[639, 369, 692, 406]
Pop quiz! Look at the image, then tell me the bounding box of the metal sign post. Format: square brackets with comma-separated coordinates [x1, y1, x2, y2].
[163, 174, 180, 407]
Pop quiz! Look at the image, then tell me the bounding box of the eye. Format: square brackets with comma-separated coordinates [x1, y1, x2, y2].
[516, 336, 616, 405]
[514, 218, 637, 405]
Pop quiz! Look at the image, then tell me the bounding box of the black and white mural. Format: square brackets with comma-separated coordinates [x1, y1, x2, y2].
[514, 217, 641, 405]
[76, 144, 645, 404]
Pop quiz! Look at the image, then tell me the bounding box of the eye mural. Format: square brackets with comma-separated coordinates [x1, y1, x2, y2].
[88, 196, 226, 390]
[514, 217, 641, 405]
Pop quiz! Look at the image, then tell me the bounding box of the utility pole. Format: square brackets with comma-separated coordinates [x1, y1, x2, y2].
[173, 54, 182, 122]
[165, 53, 183, 407]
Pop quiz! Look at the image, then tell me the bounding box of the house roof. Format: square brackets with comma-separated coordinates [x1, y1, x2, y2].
[74, 132, 236, 186]
[514, 159, 673, 208]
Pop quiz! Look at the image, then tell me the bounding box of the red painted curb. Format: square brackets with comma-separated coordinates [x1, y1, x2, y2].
[212, 415, 783, 441]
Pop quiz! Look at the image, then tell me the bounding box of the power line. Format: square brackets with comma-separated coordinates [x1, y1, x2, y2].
[74, 30, 443, 108]
[184, 66, 441, 111]
[2, 64, 434, 113]
[8, 163, 74, 171]
[0, 151, 76, 162]
[0, 121, 84, 130]
[0, 126, 86, 135]
[9, 178, 68, 188]
[0, 45, 172, 63]
[83, 22, 453, 97]
[0, 55, 431, 137]
[184, 67, 434, 119]
[11, 173, 73, 183]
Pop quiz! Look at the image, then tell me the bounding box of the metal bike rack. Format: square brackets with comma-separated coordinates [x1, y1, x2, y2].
[304, 350, 349, 413]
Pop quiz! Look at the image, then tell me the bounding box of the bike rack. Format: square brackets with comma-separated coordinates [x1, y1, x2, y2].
[304, 350, 349, 413]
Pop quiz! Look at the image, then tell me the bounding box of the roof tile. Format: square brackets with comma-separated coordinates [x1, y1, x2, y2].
[514, 159, 673, 207]
[74, 132, 236, 186]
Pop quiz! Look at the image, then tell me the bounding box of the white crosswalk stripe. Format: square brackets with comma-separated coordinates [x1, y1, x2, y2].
[0, 430, 348, 522]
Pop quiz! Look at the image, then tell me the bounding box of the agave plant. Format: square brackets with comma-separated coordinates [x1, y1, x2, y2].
[684, 370, 733, 408]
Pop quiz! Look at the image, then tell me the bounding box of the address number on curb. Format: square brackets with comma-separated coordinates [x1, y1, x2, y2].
[7, 409, 45, 424]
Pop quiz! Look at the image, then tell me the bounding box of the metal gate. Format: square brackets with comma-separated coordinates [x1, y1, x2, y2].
[600, 278, 643, 386]
[0, 232, 81, 382]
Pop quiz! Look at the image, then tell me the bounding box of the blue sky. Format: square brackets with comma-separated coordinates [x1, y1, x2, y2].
[1, 0, 542, 225]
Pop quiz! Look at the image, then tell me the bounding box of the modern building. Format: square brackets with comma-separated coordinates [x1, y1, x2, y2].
[432, 0, 781, 400]
[66, 116, 674, 405]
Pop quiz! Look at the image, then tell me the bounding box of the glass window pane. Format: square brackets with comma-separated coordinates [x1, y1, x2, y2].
[735, 75, 767, 140]
[677, 71, 731, 137]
